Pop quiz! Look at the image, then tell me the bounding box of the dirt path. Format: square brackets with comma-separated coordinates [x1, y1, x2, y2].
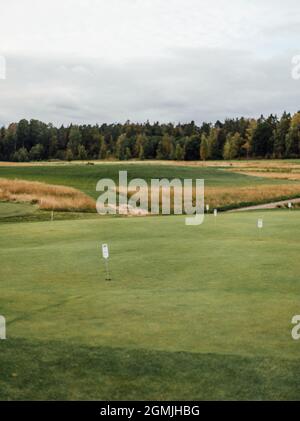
[228, 198, 300, 212]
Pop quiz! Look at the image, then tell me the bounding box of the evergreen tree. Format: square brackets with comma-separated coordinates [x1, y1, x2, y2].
[1, 115, 300, 162]
[273, 112, 291, 158]
[184, 135, 200, 160]
[252, 116, 274, 158]
[16, 119, 30, 149]
[286, 112, 300, 158]
[49, 133, 58, 158]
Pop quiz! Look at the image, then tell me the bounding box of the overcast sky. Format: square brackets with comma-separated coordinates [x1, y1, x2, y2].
[0, 0, 300, 126]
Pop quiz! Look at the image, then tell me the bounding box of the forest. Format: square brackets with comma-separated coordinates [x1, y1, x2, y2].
[0, 111, 300, 162]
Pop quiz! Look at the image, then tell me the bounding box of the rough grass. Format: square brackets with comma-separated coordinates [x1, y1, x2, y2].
[231, 171, 300, 180]
[2, 163, 300, 214]
[0, 163, 291, 199]
[0, 178, 96, 212]
[205, 184, 300, 209]
[122, 183, 300, 213]
[2, 176, 300, 216]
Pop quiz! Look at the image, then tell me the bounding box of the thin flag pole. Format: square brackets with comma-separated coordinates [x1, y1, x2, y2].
[102, 243, 111, 281]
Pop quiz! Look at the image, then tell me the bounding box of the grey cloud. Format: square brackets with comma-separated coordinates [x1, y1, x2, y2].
[0, 47, 300, 126]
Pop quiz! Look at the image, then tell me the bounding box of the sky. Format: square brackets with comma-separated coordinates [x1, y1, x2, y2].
[0, 0, 300, 126]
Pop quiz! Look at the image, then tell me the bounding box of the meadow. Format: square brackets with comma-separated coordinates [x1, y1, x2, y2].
[0, 162, 276, 200]
[0, 178, 95, 212]
[0, 161, 300, 400]
[2, 161, 300, 213]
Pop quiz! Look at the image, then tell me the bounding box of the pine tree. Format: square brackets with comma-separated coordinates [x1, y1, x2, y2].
[273, 112, 291, 158]
[286, 112, 300, 158]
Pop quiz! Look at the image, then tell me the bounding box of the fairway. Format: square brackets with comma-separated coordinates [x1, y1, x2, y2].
[0, 211, 299, 400]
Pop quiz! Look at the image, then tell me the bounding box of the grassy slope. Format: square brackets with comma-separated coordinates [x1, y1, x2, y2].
[0, 202, 101, 224]
[0, 202, 37, 219]
[0, 212, 299, 400]
[0, 163, 289, 200]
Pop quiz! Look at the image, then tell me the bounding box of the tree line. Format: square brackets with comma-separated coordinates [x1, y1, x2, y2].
[1, 112, 300, 162]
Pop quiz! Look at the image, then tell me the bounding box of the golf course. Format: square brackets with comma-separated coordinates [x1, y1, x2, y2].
[0, 161, 300, 400]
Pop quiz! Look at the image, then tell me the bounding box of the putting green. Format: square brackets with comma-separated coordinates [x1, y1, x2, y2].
[0, 211, 299, 399]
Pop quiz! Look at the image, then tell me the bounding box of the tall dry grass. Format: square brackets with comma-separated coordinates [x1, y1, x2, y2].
[123, 183, 300, 211]
[204, 184, 300, 209]
[2, 177, 300, 215]
[230, 170, 300, 181]
[0, 178, 96, 212]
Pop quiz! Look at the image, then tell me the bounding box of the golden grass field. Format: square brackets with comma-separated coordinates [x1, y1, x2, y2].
[231, 171, 300, 180]
[0, 178, 95, 212]
[128, 184, 300, 211]
[204, 184, 300, 208]
[2, 160, 300, 212]
[4, 176, 297, 214]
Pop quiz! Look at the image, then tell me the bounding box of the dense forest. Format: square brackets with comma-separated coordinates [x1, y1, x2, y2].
[1, 111, 300, 162]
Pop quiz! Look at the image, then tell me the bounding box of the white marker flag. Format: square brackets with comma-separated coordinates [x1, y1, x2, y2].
[0, 316, 6, 340]
[257, 218, 263, 229]
[206, 204, 210, 212]
[102, 243, 109, 259]
[288, 202, 292, 209]
[214, 209, 218, 217]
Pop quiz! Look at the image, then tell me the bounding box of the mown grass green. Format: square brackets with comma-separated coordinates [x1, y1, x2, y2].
[0, 211, 299, 400]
